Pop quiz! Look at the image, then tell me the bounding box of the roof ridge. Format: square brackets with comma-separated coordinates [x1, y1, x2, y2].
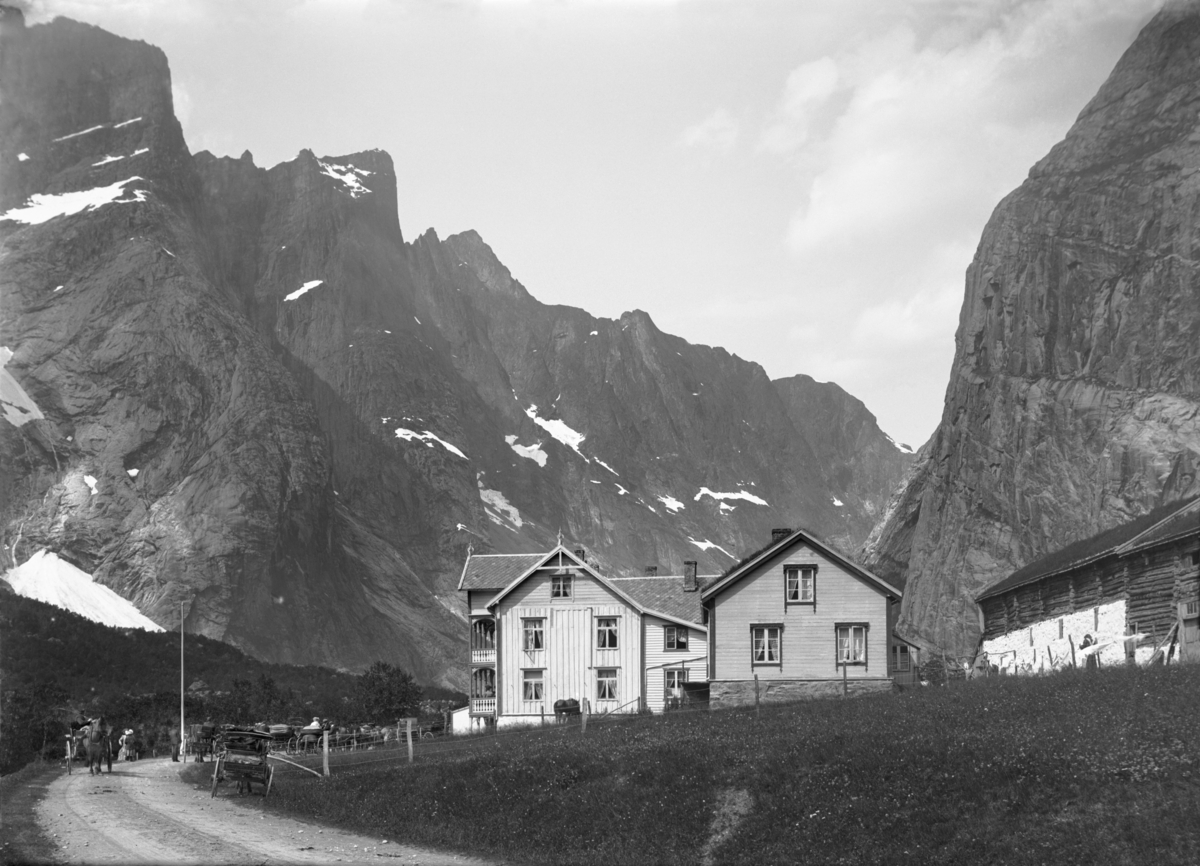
[1115, 496, 1200, 554]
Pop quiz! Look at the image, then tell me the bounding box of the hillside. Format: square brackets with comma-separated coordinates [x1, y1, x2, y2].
[863, 0, 1200, 658]
[249, 665, 1200, 866]
[0, 8, 911, 684]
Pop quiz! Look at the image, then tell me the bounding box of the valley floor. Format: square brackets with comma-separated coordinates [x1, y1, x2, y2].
[25, 756, 494, 865]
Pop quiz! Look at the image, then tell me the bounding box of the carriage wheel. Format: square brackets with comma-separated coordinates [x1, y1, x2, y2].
[264, 765, 274, 798]
[210, 757, 222, 798]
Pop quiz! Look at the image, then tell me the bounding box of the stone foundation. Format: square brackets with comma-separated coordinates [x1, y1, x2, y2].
[709, 677, 894, 710]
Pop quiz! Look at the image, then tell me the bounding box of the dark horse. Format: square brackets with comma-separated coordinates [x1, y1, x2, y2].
[84, 718, 112, 775]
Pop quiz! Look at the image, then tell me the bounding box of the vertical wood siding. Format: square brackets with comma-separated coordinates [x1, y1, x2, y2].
[711, 543, 888, 681]
[495, 569, 642, 718]
[643, 616, 707, 713]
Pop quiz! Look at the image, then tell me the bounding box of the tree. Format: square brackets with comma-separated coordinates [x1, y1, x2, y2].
[355, 662, 422, 723]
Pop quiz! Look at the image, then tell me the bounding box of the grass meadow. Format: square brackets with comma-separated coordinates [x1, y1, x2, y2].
[188, 664, 1200, 865]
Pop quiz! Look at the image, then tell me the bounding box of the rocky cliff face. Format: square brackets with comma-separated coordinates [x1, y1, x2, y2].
[1, 9, 911, 684]
[863, 1, 1200, 659]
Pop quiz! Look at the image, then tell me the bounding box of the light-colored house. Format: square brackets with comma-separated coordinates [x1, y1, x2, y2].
[700, 528, 907, 708]
[975, 496, 1200, 673]
[457, 545, 709, 730]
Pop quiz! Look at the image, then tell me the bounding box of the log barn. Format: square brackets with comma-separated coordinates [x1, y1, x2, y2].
[975, 496, 1200, 673]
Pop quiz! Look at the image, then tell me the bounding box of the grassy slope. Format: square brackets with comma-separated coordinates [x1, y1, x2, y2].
[247, 665, 1200, 865]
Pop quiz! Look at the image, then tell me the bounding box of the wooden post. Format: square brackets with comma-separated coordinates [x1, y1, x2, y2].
[754, 673, 760, 718]
[842, 663, 847, 697]
[322, 730, 329, 778]
[581, 699, 588, 734]
[397, 721, 402, 749]
[405, 718, 413, 764]
[1069, 634, 1077, 669]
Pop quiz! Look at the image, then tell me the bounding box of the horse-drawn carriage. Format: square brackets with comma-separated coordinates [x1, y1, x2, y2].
[66, 718, 112, 775]
[187, 722, 219, 762]
[210, 728, 274, 798]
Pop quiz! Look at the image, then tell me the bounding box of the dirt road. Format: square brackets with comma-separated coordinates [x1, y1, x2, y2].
[35, 757, 494, 864]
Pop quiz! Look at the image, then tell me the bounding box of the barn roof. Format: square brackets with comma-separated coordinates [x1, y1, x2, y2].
[976, 496, 1200, 602]
[607, 575, 717, 626]
[457, 553, 545, 591]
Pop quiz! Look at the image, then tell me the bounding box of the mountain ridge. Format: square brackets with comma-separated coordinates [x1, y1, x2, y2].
[1, 8, 912, 685]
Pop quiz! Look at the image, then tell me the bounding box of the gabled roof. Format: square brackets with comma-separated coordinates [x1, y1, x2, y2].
[457, 553, 545, 591]
[484, 545, 649, 614]
[460, 546, 709, 630]
[700, 527, 901, 601]
[977, 496, 1200, 602]
[607, 575, 717, 626]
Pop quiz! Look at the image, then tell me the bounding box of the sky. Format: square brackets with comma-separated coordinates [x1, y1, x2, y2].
[25, 0, 1162, 448]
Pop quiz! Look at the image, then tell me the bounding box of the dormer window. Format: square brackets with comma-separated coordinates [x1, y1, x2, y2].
[785, 565, 816, 604]
[551, 574, 573, 599]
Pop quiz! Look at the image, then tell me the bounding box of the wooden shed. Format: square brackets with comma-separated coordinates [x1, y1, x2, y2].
[975, 497, 1200, 673]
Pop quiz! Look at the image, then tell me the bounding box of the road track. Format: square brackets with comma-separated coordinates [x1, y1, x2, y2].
[36, 755, 492, 864]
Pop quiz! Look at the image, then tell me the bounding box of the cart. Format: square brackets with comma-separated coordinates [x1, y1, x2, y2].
[210, 729, 275, 798]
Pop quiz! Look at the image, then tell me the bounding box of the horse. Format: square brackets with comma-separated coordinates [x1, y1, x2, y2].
[84, 718, 112, 775]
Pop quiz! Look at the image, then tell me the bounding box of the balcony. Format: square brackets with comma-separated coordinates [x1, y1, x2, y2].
[471, 648, 497, 665]
[470, 698, 496, 717]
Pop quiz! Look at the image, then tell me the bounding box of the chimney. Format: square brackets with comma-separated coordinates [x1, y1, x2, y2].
[771, 528, 793, 543]
[644, 566, 658, 577]
[683, 560, 698, 592]
[573, 548, 586, 563]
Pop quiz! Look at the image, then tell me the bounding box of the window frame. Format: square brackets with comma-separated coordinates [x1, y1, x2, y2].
[596, 668, 618, 702]
[664, 668, 688, 694]
[750, 624, 782, 667]
[596, 616, 619, 650]
[664, 625, 689, 651]
[522, 669, 544, 702]
[835, 622, 868, 667]
[551, 573, 573, 599]
[522, 618, 544, 652]
[784, 564, 817, 605]
[891, 643, 910, 672]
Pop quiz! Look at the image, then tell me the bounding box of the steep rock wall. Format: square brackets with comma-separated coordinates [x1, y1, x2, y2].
[864, 1, 1200, 658]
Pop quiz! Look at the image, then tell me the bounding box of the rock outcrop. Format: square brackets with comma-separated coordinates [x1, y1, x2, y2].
[863, 1, 1200, 660]
[1, 10, 911, 684]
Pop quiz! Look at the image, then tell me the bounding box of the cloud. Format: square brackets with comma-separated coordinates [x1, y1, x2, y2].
[678, 107, 739, 153]
[758, 56, 839, 154]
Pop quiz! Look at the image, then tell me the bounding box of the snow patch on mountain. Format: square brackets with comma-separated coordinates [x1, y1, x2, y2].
[83, 475, 99, 495]
[0, 176, 148, 225]
[18, 153, 30, 161]
[53, 123, 105, 142]
[525, 405, 587, 460]
[1, 347, 45, 428]
[505, 435, 547, 467]
[395, 427, 468, 459]
[113, 116, 142, 128]
[593, 456, 619, 476]
[657, 494, 685, 514]
[4, 549, 164, 632]
[687, 537, 735, 559]
[317, 160, 372, 198]
[477, 475, 524, 530]
[285, 280, 323, 302]
[695, 487, 769, 507]
[832, 497, 844, 507]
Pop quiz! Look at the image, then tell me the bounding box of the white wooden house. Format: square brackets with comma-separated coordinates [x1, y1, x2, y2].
[456, 545, 708, 730]
[700, 528, 908, 708]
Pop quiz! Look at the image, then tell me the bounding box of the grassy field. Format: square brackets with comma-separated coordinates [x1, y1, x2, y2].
[196, 665, 1200, 865]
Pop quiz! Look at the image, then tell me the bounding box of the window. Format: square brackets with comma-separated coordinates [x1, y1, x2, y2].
[837, 624, 867, 665]
[751, 626, 781, 665]
[785, 565, 816, 603]
[665, 626, 689, 651]
[597, 669, 618, 701]
[665, 668, 687, 695]
[597, 617, 618, 649]
[522, 670, 543, 701]
[891, 644, 910, 672]
[551, 574, 573, 599]
[522, 618, 544, 651]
